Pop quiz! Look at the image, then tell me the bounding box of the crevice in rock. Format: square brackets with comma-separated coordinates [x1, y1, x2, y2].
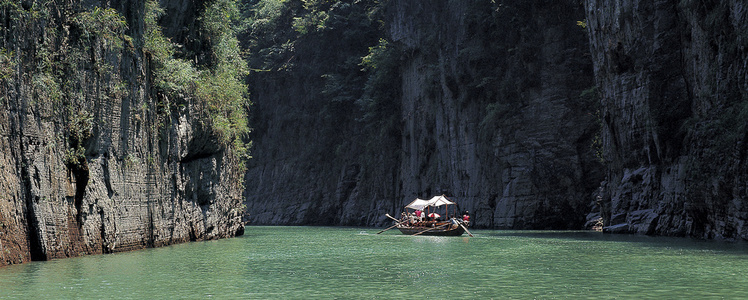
[99, 208, 109, 253]
[234, 225, 245, 236]
[69, 158, 89, 226]
[180, 151, 216, 164]
[24, 201, 46, 261]
[103, 158, 114, 198]
[146, 200, 154, 248]
[21, 163, 45, 261]
[188, 223, 197, 241]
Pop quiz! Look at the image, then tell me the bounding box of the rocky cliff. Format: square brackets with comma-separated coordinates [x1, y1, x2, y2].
[585, 0, 748, 239]
[245, 0, 748, 240]
[244, 0, 603, 228]
[0, 0, 246, 267]
[388, 0, 602, 228]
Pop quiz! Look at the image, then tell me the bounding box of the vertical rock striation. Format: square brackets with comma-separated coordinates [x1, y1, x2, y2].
[585, 0, 748, 239]
[0, 0, 244, 267]
[388, 0, 601, 229]
[244, 0, 603, 229]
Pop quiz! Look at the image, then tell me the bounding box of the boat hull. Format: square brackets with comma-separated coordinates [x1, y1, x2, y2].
[396, 224, 465, 236]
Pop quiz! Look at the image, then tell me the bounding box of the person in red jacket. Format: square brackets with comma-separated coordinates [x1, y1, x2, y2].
[462, 211, 470, 226]
[415, 209, 423, 221]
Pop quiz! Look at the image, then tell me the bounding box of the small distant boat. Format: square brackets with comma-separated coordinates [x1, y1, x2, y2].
[381, 195, 473, 237]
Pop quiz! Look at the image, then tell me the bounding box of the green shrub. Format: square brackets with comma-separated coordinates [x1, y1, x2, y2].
[194, 67, 250, 145]
[65, 110, 93, 167]
[143, 0, 251, 169]
[144, 0, 172, 62]
[198, 0, 252, 166]
[155, 58, 197, 99]
[0, 48, 15, 81]
[0, 48, 15, 104]
[73, 7, 128, 50]
[359, 38, 400, 125]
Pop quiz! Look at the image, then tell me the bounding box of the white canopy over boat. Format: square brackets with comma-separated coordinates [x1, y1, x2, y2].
[405, 195, 455, 211]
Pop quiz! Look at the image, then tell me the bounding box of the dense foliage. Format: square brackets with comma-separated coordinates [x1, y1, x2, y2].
[0, 0, 252, 178]
[146, 0, 252, 169]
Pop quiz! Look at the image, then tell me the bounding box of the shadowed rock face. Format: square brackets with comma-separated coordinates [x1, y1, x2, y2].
[0, 0, 243, 267]
[388, 0, 602, 229]
[244, 0, 748, 239]
[244, 0, 604, 229]
[585, 0, 748, 239]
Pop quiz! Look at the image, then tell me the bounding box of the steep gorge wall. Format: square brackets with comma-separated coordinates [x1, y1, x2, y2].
[244, 0, 603, 228]
[243, 0, 388, 226]
[0, 0, 244, 267]
[389, 0, 602, 228]
[585, 0, 748, 239]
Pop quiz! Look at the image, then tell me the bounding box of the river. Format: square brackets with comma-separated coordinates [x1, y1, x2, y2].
[1, 226, 747, 298]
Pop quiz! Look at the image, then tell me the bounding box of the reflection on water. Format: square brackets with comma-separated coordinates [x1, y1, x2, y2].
[1, 227, 747, 298]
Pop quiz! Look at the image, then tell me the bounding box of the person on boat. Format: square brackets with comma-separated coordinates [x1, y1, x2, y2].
[415, 209, 423, 221]
[400, 212, 411, 225]
[462, 211, 470, 226]
[449, 218, 460, 229]
[408, 212, 416, 225]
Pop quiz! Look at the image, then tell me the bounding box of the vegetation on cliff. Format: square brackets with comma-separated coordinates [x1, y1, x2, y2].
[0, 0, 250, 266]
[241, 0, 405, 225]
[146, 0, 252, 170]
[242, 0, 602, 228]
[244, 0, 747, 239]
[0, 0, 251, 168]
[243, 0, 390, 168]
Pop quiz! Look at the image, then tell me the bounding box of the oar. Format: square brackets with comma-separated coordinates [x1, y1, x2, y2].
[376, 223, 400, 234]
[458, 222, 474, 237]
[385, 213, 400, 222]
[412, 224, 446, 236]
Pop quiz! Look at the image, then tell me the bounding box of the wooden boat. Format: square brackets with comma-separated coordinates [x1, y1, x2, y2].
[396, 221, 466, 236]
[382, 195, 473, 237]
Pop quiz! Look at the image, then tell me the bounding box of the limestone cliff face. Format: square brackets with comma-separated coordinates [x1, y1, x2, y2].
[0, 0, 244, 267]
[388, 0, 601, 228]
[244, 0, 603, 228]
[585, 0, 748, 239]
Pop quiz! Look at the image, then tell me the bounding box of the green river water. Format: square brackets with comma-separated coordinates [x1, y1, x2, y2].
[1, 226, 747, 299]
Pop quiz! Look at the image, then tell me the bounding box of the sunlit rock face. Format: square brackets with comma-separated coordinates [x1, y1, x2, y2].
[585, 0, 748, 239]
[0, 0, 244, 267]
